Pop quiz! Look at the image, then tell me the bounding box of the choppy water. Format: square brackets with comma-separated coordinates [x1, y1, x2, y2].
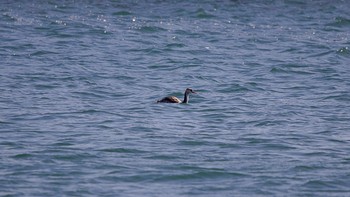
[1, 0, 350, 196]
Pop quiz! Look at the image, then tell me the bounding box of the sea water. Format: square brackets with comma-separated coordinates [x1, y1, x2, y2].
[1, 1, 350, 196]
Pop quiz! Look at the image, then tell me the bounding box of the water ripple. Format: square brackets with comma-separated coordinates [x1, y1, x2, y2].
[1, 1, 350, 196]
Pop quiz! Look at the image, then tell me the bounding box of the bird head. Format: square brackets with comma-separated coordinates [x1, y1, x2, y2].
[185, 88, 196, 94]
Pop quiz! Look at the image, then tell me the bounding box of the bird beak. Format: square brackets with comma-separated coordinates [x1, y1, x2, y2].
[192, 91, 197, 94]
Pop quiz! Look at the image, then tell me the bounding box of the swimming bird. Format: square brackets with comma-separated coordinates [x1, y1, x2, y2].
[157, 88, 196, 103]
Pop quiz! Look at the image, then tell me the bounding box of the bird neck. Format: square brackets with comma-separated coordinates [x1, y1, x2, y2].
[183, 92, 189, 103]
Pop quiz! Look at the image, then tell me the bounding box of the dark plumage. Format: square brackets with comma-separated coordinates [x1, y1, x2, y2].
[157, 88, 196, 104]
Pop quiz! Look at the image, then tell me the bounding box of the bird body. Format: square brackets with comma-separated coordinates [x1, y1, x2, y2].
[157, 96, 182, 103]
[157, 88, 196, 104]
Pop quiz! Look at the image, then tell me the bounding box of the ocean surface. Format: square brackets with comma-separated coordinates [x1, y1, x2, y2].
[1, 0, 350, 196]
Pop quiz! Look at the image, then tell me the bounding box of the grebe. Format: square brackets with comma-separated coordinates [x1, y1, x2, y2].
[157, 88, 196, 103]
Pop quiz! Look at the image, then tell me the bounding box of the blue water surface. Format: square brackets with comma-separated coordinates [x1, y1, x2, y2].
[1, 0, 350, 196]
